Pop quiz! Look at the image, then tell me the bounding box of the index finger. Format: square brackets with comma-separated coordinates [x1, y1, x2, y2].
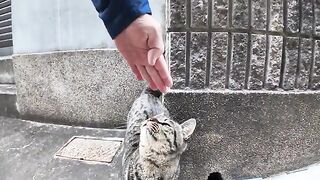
[154, 55, 173, 87]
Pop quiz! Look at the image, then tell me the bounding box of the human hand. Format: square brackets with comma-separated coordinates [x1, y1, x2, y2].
[114, 14, 173, 93]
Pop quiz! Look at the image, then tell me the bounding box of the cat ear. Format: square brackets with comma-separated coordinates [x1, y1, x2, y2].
[181, 118, 196, 140]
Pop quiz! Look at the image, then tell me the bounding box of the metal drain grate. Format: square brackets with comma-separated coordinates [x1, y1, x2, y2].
[55, 136, 123, 163]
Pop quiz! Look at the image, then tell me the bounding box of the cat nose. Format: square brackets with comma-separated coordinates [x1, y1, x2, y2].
[149, 118, 159, 123]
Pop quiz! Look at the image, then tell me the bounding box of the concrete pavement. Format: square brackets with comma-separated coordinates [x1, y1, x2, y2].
[0, 116, 125, 180]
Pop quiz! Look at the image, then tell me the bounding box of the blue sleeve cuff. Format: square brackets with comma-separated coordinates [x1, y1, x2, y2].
[92, 0, 152, 39]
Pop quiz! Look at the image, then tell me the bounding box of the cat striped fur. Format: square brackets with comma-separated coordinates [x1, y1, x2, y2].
[122, 88, 196, 180]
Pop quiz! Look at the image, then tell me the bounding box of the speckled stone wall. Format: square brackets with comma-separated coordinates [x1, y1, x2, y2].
[0, 57, 15, 84]
[13, 50, 144, 128]
[168, 0, 320, 90]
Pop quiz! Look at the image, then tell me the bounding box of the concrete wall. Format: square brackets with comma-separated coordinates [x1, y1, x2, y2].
[165, 90, 320, 179]
[12, 0, 113, 54]
[13, 50, 145, 128]
[0, 56, 14, 84]
[165, 1, 320, 179]
[11, 0, 164, 54]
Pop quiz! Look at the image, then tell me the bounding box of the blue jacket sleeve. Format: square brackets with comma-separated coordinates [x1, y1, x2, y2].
[91, 0, 152, 39]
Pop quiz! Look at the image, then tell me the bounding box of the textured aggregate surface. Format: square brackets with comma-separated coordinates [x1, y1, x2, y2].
[0, 56, 14, 84]
[165, 91, 320, 180]
[0, 116, 125, 180]
[13, 49, 144, 128]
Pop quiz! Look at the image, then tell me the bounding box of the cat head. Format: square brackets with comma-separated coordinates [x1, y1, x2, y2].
[139, 113, 196, 164]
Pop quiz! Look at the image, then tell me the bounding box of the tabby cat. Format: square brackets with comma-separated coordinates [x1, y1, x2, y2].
[122, 88, 196, 180]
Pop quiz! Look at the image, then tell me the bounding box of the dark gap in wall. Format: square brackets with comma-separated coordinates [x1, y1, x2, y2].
[205, 0, 213, 87]
[308, 0, 316, 88]
[279, 0, 288, 88]
[294, 0, 303, 88]
[186, 31, 191, 87]
[225, 0, 234, 88]
[245, 0, 253, 89]
[185, 0, 191, 87]
[226, 33, 233, 89]
[263, 0, 271, 88]
[207, 172, 223, 180]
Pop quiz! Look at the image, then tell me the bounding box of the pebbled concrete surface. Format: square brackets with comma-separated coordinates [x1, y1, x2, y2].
[0, 84, 19, 118]
[13, 49, 145, 128]
[165, 90, 320, 180]
[0, 116, 125, 180]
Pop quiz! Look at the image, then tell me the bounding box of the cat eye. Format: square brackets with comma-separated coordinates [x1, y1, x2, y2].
[159, 122, 171, 127]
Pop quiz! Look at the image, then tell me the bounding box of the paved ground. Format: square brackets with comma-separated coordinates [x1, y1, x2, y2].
[266, 163, 320, 180]
[0, 116, 125, 180]
[1, 116, 319, 180]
